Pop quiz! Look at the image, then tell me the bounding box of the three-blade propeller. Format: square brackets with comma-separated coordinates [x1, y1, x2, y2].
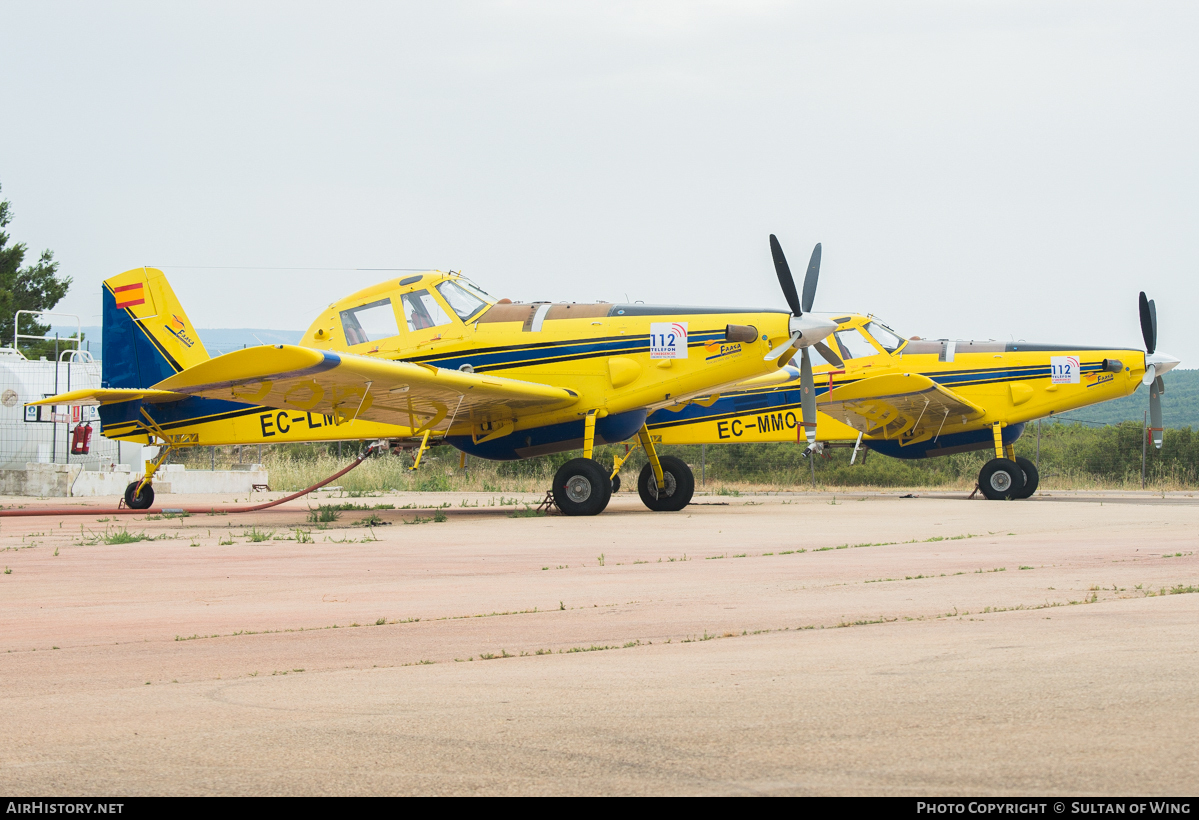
[765, 235, 837, 451]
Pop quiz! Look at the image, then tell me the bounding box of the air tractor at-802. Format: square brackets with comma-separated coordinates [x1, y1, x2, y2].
[646, 237, 1179, 500]
[31, 242, 842, 515]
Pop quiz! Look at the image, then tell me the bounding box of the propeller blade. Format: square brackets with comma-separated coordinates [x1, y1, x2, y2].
[800, 347, 816, 445]
[1142, 363, 1156, 386]
[814, 340, 844, 369]
[770, 234, 802, 316]
[764, 331, 801, 361]
[1139, 292, 1157, 354]
[1150, 376, 1163, 449]
[801, 243, 821, 314]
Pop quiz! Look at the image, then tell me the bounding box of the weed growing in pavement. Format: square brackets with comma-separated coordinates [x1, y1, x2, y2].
[354, 513, 387, 527]
[295, 529, 313, 543]
[307, 506, 341, 523]
[597, 553, 605, 567]
[243, 528, 273, 542]
[77, 526, 169, 546]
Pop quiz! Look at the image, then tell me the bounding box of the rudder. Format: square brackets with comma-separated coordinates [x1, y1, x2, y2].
[102, 268, 210, 389]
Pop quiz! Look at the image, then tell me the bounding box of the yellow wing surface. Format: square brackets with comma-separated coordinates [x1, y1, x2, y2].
[821, 373, 984, 439]
[27, 388, 186, 406]
[152, 345, 580, 437]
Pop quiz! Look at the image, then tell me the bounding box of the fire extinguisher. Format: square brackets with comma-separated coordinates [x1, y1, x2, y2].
[71, 423, 93, 455]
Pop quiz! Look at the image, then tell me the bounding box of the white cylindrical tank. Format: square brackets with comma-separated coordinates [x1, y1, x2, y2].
[0, 349, 143, 471]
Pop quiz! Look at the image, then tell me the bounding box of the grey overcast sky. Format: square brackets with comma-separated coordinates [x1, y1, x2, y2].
[2, 1, 1196, 361]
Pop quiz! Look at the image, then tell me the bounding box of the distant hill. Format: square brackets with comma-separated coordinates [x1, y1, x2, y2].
[1051, 369, 1199, 429]
[57, 326, 1199, 428]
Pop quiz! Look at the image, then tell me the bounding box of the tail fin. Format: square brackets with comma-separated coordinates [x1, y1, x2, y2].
[102, 267, 210, 389]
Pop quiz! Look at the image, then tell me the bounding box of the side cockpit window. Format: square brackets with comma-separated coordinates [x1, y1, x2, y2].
[834, 329, 880, 360]
[864, 321, 905, 353]
[401, 289, 452, 331]
[340, 298, 400, 346]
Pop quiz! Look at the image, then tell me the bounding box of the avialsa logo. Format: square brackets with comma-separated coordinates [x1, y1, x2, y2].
[704, 342, 742, 361]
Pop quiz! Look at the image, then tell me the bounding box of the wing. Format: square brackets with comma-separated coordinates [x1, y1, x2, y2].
[152, 345, 579, 438]
[821, 373, 984, 439]
[27, 388, 187, 406]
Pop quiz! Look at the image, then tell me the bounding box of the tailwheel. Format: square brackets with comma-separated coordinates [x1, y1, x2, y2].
[552, 458, 612, 516]
[124, 481, 155, 510]
[978, 458, 1026, 501]
[638, 455, 695, 512]
[611, 475, 621, 494]
[1011, 456, 1039, 499]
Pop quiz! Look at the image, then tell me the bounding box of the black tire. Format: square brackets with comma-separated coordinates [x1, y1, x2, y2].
[978, 458, 1025, 501]
[638, 455, 695, 512]
[1011, 456, 1039, 499]
[611, 475, 621, 494]
[124, 481, 155, 510]
[552, 458, 612, 516]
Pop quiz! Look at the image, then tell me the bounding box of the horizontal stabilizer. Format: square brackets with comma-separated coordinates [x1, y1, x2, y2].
[27, 388, 187, 407]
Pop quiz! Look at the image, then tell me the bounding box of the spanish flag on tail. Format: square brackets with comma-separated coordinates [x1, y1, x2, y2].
[113, 281, 146, 308]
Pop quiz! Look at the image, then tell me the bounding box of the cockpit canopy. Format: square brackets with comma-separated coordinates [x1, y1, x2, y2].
[313, 272, 498, 350]
[808, 314, 907, 367]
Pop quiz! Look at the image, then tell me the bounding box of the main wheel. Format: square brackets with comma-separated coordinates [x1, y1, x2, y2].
[552, 458, 612, 516]
[124, 481, 155, 510]
[638, 455, 695, 512]
[978, 458, 1025, 501]
[1011, 456, 1039, 499]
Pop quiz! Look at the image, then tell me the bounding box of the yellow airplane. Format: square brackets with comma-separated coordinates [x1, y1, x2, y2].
[646, 236, 1179, 500]
[32, 255, 842, 514]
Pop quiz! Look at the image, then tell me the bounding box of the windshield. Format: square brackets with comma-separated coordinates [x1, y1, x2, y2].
[436, 280, 490, 322]
[864, 321, 905, 353]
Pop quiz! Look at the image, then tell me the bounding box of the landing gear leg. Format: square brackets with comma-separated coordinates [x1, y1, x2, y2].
[636, 425, 694, 511]
[124, 444, 171, 510]
[978, 422, 1025, 501]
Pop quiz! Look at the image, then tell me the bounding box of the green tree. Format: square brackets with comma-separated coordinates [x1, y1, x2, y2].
[0, 183, 73, 358]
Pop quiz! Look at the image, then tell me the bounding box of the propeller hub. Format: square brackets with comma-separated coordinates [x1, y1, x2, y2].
[788, 313, 839, 348]
[1145, 351, 1180, 377]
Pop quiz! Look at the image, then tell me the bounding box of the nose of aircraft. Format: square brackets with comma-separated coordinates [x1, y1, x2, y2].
[789, 312, 840, 348]
[1144, 351, 1180, 382]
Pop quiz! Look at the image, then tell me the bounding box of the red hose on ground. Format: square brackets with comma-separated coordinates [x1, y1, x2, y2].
[0, 447, 377, 518]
